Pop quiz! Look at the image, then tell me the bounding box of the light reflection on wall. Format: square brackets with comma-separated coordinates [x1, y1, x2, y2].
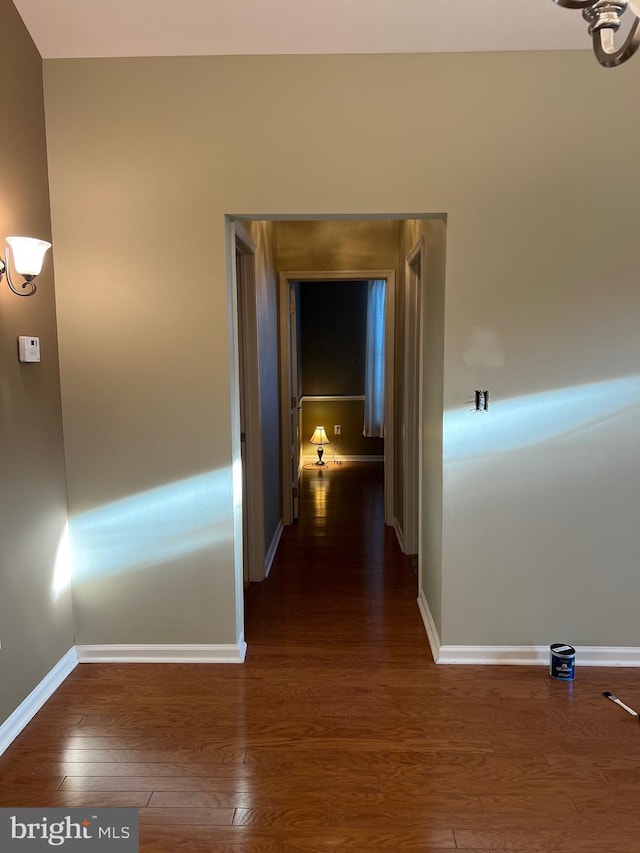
[68, 469, 231, 585]
[51, 522, 72, 602]
[444, 376, 640, 463]
[232, 457, 243, 513]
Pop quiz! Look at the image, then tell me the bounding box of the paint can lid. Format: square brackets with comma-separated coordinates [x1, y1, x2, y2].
[550, 643, 575, 656]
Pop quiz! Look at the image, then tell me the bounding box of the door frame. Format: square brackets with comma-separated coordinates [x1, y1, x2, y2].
[402, 237, 425, 556]
[278, 269, 396, 526]
[232, 222, 266, 583]
[279, 278, 302, 522]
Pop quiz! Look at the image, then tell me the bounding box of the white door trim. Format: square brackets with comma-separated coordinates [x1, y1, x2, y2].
[278, 269, 396, 526]
[232, 222, 267, 583]
[278, 277, 299, 525]
[402, 237, 424, 557]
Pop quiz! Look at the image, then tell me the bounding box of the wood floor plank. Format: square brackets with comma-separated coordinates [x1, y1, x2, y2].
[329, 805, 485, 828]
[478, 794, 579, 815]
[453, 826, 640, 850]
[148, 791, 258, 809]
[545, 751, 640, 770]
[139, 807, 235, 825]
[0, 791, 152, 808]
[232, 807, 329, 828]
[571, 791, 640, 818]
[14, 761, 254, 778]
[139, 825, 457, 850]
[59, 775, 380, 794]
[6, 748, 245, 764]
[1, 463, 639, 852]
[492, 735, 640, 757]
[602, 767, 640, 784]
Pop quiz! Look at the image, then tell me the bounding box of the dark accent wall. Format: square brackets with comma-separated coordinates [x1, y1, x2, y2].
[301, 399, 384, 459]
[299, 281, 368, 396]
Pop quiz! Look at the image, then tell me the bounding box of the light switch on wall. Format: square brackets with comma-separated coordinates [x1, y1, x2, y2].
[334, 425, 341, 435]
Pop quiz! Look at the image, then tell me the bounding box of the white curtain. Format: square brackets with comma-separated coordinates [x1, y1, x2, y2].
[363, 279, 386, 438]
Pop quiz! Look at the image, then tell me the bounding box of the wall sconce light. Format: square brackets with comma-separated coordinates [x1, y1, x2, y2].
[552, 1, 640, 68]
[309, 425, 330, 466]
[0, 236, 52, 297]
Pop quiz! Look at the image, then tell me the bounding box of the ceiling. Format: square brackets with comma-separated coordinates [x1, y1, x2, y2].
[13, 0, 590, 60]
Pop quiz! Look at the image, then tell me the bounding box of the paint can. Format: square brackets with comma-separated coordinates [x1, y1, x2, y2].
[550, 643, 575, 680]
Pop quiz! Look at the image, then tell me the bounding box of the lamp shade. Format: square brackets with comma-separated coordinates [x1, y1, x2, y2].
[309, 426, 330, 446]
[7, 237, 52, 276]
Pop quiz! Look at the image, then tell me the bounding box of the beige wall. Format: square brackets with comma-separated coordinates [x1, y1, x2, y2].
[276, 220, 400, 272]
[0, 0, 73, 727]
[43, 51, 640, 650]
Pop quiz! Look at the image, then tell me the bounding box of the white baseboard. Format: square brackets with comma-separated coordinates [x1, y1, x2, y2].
[436, 646, 550, 665]
[436, 646, 640, 667]
[415, 592, 640, 667]
[264, 521, 284, 579]
[417, 588, 441, 664]
[336, 455, 384, 462]
[302, 454, 384, 463]
[236, 632, 248, 662]
[436, 645, 640, 667]
[0, 647, 78, 757]
[76, 639, 247, 664]
[393, 518, 406, 554]
[574, 646, 640, 666]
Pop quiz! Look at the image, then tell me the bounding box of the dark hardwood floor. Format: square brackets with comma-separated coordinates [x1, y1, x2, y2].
[2, 461, 640, 851]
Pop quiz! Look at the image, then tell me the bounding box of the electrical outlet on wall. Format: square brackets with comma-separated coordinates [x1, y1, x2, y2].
[474, 390, 489, 411]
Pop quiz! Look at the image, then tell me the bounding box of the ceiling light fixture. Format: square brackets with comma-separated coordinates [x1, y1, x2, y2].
[0, 236, 52, 297]
[553, 1, 640, 66]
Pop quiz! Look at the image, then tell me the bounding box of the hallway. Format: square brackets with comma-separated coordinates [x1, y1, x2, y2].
[245, 461, 421, 656]
[1, 463, 640, 850]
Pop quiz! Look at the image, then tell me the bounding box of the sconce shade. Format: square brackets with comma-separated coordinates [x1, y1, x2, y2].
[6, 236, 51, 277]
[309, 426, 330, 446]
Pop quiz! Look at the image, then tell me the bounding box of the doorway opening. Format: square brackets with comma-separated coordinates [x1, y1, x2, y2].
[278, 269, 396, 528]
[226, 215, 446, 651]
